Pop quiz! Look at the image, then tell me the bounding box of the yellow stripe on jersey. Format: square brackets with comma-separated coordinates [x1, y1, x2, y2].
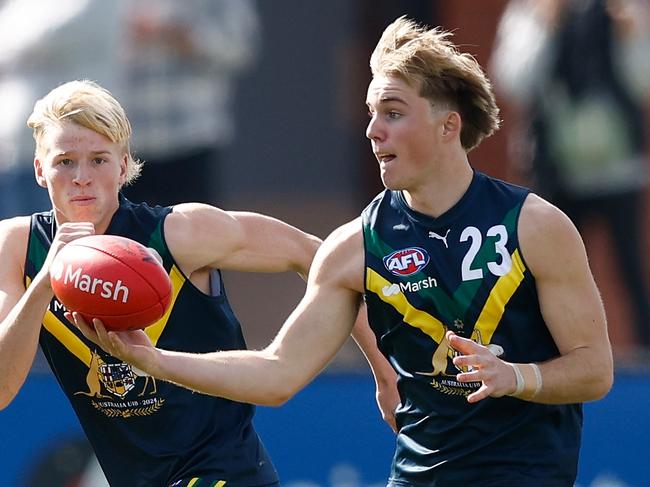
[145, 264, 185, 346]
[42, 310, 92, 367]
[473, 249, 526, 344]
[24, 275, 92, 367]
[366, 267, 446, 343]
[185, 479, 226, 487]
[29, 265, 184, 365]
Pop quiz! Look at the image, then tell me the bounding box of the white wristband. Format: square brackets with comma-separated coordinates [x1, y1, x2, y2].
[530, 362, 543, 398]
[510, 363, 525, 396]
[508, 362, 543, 399]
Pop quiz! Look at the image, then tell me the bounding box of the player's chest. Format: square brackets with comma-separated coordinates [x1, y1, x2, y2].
[379, 220, 517, 289]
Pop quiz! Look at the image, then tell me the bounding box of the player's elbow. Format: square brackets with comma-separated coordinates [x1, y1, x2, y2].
[0, 378, 22, 410]
[262, 376, 304, 407]
[262, 391, 293, 407]
[0, 389, 18, 411]
[252, 384, 296, 407]
[258, 363, 308, 407]
[589, 364, 613, 401]
[293, 235, 322, 279]
[585, 354, 614, 401]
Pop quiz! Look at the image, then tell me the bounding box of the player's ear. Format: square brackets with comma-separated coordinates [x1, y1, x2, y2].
[34, 157, 47, 188]
[119, 154, 128, 186]
[441, 111, 461, 139]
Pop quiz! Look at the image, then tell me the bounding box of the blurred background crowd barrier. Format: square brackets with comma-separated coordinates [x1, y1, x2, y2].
[1, 0, 649, 485]
[2, 371, 649, 486]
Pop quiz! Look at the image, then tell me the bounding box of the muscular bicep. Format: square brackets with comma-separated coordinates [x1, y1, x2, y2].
[536, 248, 607, 355]
[165, 204, 320, 276]
[0, 218, 29, 322]
[214, 211, 321, 275]
[520, 196, 609, 355]
[0, 268, 25, 324]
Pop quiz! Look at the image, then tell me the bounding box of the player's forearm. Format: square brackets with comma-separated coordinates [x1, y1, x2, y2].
[151, 348, 305, 406]
[516, 345, 613, 404]
[0, 275, 53, 409]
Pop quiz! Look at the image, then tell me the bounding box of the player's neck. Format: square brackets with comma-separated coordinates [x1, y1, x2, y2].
[402, 158, 473, 218]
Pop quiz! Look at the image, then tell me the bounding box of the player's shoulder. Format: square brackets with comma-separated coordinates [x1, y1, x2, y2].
[310, 218, 364, 291]
[168, 202, 225, 219]
[0, 216, 31, 267]
[319, 217, 363, 258]
[519, 193, 585, 273]
[520, 193, 575, 235]
[0, 216, 30, 244]
[325, 217, 363, 243]
[165, 202, 233, 234]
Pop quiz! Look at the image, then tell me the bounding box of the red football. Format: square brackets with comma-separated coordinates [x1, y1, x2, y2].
[50, 235, 172, 331]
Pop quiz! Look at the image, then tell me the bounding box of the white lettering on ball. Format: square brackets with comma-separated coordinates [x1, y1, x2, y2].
[63, 264, 129, 303]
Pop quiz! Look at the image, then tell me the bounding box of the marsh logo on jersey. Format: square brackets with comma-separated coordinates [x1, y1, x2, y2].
[383, 247, 429, 276]
[381, 276, 438, 297]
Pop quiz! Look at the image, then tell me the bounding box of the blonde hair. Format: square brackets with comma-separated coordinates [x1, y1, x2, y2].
[27, 80, 142, 185]
[370, 16, 500, 151]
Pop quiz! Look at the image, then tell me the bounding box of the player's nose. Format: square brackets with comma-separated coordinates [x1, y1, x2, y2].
[366, 114, 383, 141]
[73, 162, 92, 186]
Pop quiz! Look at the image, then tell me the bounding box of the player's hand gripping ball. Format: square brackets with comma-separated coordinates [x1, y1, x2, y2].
[50, 235, 173, 331]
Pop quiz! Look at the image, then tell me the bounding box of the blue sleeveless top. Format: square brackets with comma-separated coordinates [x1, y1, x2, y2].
[25, 195, 278, 487]
[362, 171, 582, 486]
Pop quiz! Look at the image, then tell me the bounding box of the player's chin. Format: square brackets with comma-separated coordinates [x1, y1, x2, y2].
[380, 168, 411, 191]
[380, 173, 402, 191]
[63, 205, 98, 222]
[382, 181, 408, 192]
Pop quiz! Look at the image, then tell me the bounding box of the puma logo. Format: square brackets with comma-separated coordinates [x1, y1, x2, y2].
[428, 229, 450, 248]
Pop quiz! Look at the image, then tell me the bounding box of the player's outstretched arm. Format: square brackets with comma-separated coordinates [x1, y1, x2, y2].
[0, 219, 95, 409]
[165, 203, 322, 280]
[450, 194, 613, 404]
[73, 220, 365, 406]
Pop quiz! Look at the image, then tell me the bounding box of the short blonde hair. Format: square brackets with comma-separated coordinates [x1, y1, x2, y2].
[370, 16, 500, 151]
[27, 80, 142, 185]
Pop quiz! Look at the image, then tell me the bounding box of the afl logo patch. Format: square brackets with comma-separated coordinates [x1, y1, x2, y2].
[383, 247, 430, 276]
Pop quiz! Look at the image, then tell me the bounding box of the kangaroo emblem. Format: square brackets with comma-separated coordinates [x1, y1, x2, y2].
[75, 350, 111, 398]
[428, 229, 450, 248]
[132, 366, 158, 396]
[417, 327, 455, 377]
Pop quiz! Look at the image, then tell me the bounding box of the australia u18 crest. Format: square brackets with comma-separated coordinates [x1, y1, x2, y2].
[99, 362, 136, 398]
